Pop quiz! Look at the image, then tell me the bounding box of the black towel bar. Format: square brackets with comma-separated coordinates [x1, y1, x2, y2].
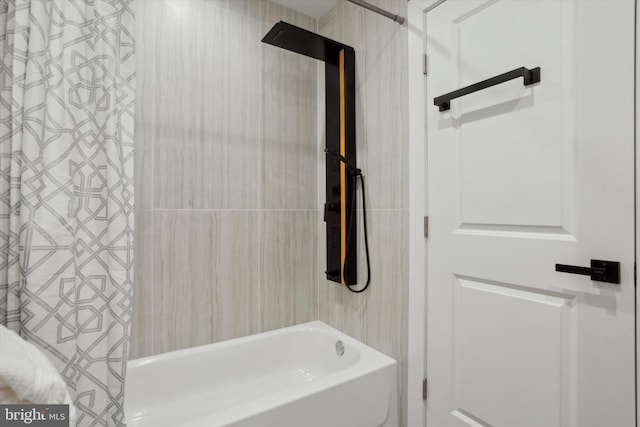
[434, 66, 541, 112]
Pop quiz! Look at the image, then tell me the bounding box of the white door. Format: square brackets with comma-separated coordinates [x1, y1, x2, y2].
[426, 1, 635, 426]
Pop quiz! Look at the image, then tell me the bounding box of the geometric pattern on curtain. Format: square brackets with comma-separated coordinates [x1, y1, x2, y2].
[0, 1, 134, 425]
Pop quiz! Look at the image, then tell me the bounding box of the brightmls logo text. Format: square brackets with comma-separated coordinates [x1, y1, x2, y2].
[5, 407, 46, 424]
[0, 405, 69, 426]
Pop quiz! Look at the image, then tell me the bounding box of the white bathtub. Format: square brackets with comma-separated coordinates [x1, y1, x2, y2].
[125, 321, 398, 427]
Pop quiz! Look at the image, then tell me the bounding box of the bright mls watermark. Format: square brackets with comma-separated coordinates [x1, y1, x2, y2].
[1, 405, 69, 426]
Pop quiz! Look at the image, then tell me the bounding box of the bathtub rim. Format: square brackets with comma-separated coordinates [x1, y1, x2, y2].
[127, 320, 396, 370]
[125, 320, 398, 426]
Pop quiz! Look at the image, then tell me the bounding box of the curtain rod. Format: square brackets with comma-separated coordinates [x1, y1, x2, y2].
[345, 0, 405, 25]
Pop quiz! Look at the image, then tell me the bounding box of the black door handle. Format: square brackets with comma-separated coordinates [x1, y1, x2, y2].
[555, 260, 620, 284]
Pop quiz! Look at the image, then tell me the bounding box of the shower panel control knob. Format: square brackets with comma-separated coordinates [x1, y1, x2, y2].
[555, 259, 620, 284]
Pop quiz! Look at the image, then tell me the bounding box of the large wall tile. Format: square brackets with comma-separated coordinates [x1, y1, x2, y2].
[152, 211, 260, 354]
[261, 29, 318, 209]
[134, 0, 158, 210]
[130, 210, 153, 359]
[152, 2, 261, 209]
[260, 211, 318, 331]
[261, 2, 318, 209]
[152, 210, 215, 353]
[319, 210, 409, 341]
[209, 211, 262, 342]
[362, 8, 409, 209]
[203, 5, 263, 209]
[150, 0, 205, 209]
[359, 210, 408, 427]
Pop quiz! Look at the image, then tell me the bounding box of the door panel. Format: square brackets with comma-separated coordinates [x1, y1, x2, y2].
[453, 277, 572, 427]
[426, 1, 635, 426]
[454, 0, 567, 229]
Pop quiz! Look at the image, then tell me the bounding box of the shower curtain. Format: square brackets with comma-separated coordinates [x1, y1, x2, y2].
[0, 0, 134, 425]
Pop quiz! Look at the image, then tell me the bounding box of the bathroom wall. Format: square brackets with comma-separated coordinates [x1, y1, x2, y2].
[131, 0, 409, 425]
[131, 0, 319, 357]
[316, 1, 409, 425]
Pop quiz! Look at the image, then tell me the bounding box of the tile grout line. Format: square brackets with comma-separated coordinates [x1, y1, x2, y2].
[147, 208, 409, 212]
[315, 15, 320, 323]
[148, 0, 158, 356]
[257, 0, 263, 334]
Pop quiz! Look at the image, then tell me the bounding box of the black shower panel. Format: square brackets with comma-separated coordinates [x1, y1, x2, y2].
[262, 22, 357, 286]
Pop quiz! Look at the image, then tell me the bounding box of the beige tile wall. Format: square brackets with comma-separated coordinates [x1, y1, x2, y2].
[131, 0, 319, 358]
[261, 4, 318, 209]
[132, 1, 409, 426]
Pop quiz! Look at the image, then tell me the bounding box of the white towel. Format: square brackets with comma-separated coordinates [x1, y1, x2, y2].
[0, 325, 76, 423]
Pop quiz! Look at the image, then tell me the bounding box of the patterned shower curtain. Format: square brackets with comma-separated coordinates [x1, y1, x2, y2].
[0, 0, 134, 425]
